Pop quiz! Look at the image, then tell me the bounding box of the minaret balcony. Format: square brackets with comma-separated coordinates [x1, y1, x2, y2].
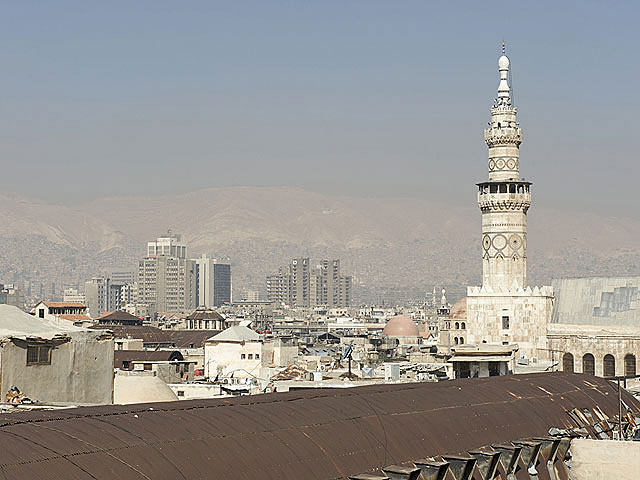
[477, 181, 531, 212]
[484, 127, 522, 147]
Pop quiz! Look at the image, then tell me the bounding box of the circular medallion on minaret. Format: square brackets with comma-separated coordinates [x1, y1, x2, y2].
[492, 234, 507, 250]
[509, 234, 523, 250]
[507, 158, 516, 169]
[482, 235, 491, 251]
[488, 159, 495, 170]
[496, 159, 506, 169]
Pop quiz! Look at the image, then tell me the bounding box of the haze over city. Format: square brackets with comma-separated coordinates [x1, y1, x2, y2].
[0, 1, 638, 216]
[0, 4, 639, 478]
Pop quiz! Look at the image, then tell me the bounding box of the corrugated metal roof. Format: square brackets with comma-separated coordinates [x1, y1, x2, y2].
[0, 372, 636, 479]
[89, 325, 219, 348]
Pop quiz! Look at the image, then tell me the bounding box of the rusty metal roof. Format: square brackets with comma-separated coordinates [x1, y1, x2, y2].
[89, 324, 219, 348]
[0, 372, 636, 480]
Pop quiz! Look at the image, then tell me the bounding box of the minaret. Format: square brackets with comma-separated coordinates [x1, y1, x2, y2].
[477, 44, 531, 289]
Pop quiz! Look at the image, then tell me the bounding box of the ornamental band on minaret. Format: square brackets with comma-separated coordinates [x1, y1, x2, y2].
[478, 44, 531, 290]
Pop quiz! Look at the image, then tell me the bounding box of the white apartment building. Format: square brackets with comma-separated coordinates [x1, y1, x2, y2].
[138, 232, 196, 314]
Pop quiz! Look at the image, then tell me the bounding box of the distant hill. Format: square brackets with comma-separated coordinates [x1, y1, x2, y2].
[1, 187, 639, 304]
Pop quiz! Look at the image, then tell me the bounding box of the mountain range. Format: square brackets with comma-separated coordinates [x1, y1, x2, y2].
[1, 187, 639, 304]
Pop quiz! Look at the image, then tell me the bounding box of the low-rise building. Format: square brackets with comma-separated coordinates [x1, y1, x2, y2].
[449, 343, 518, 379]
[204, 326, 262, 381]
[31, 301, 92, 324]
[0, 304, 114, 404]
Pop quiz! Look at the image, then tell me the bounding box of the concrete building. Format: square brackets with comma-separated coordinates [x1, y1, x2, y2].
[261, 336, 299, 368]
[84, 277, 110, 318]
[114, 350, 195, 383]
[266, 266, 291, 304]
[0, 304, 114, 404]
[62, 287, 85, 304]
[84, 274, 136, 318]
[0, 283, 25, 310]
[266, 258, 353, 307]
[194, 255, 231, 307]
[137, 232, 196, 314]
[204, 326, 262, 381]
[465, 47, 553, 362]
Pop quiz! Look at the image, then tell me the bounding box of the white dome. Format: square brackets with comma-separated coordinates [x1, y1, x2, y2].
[498, 54, 510, 70]
[114, 373, 178, 404]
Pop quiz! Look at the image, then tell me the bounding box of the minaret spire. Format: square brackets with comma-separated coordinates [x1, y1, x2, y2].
[497, 46, 511, 105]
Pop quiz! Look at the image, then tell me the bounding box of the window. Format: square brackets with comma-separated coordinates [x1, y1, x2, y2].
[255, 354, 260, 360]
[624, 354, 636, 377]
[26, 345, 51, 365]
[144, 363, 152, 371]
[603, 354, 615, 377]
[501, 316, 510, 329]
[562, 353, 574, 373]
[582, 354, 595, 375]
[461, 322, 466, 330]
[248, 354, 253, 360]
[177, 390, 184, 397]
[455, 322, 459, 330]
[38, 309, 45, 318]
[459, 337, 464, 344]
[241, 354, 246, 359]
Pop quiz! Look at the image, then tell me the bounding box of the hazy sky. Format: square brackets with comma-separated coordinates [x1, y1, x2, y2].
[1, 1, 638, 217]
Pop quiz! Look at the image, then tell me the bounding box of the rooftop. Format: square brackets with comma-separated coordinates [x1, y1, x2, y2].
[207, 325, 260, 343]
[0, 372, 634, 479]
[0, 304, 85, 339]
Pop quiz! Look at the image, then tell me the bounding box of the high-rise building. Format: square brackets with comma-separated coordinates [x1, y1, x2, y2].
[84, 272, 137, 318]
[137, 232, 196, 314]
[266, 258, 352, 307]
[291, 257, 310, 307]
[84, 277, 110, 318]
[266, 266, 291, 304]
[465, 46, 553, 362]
[194, 255, 231, 307]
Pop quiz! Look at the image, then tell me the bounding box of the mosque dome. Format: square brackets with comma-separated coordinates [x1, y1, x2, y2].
[382, 315, 419, 337]
[449, 298, 467, 320]
[498, 54, 509, 70]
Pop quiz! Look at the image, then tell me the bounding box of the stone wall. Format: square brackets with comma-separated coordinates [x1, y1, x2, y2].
[1, 331, 114, 404]
[548, 324, 640, 377]
[466, 285, 553, 362]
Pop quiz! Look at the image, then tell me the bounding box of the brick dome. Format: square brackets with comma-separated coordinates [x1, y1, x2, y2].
[382, 315, 419, 337]
[449, 298, 467, 320]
